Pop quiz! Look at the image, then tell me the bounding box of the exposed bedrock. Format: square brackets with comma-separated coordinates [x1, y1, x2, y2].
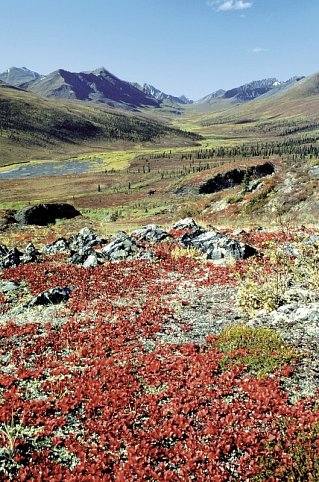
[198, 161, 275, 194]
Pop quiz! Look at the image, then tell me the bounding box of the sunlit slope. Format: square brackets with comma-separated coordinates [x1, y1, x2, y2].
[173, 73, 319, 140]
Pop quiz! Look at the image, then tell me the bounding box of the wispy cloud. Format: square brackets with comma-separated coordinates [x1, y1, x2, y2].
[207, 0, 253, 11]
[250, 47, 269, 53]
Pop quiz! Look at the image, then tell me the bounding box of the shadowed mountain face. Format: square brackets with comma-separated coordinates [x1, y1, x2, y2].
[22, 68, 160, 108]
[0, 67, 40, 86]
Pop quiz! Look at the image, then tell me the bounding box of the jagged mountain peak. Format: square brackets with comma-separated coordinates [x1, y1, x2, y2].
[133, 82, 193, 104]
[11, 67, 160, 109]
[199, 76, 305, 104]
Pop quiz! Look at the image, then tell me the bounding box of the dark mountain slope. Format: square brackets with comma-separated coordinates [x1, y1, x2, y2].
[23, 68, 159, 108]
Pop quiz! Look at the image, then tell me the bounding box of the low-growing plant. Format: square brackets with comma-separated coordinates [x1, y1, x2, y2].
[214, 325, 300, 377]
[238, 238, 319, 316]
[0, 413, 21, 456]
[254, 420, 319, 481]
[175, 203, 201, 219]
[227, 194, 243, 204]
[171, 245, 202, 259]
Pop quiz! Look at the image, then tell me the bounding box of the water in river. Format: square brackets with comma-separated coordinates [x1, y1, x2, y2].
[0, 158, 104, 180]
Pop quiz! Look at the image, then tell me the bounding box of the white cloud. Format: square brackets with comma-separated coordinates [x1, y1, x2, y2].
[207, 0, 253, 11]
[250, 47, 269, 53]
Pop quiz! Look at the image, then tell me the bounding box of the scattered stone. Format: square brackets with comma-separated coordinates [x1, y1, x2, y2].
[29, 286, 73, 307]
[101, 232, 137, 261]
[0, 247, 22, 269]
[137, 251, 155, 260]
[0, 281, 20, 292]
[14, 203, 81, 226]
[44, 238, 69, 254]
[69, 248, 93, 265]
[21, 243, 39, 263]
[188, 230, 257, 260]
[170, 218, 199, 230]
[131, 224, 172, 243]
[69, 227, 102, 251]
[83, 253, 100, 269]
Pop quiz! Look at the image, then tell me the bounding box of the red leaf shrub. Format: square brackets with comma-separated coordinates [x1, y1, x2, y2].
[0, 235, 318, 480]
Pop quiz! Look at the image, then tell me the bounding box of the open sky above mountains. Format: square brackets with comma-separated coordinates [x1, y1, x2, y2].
[1, 0, 318, 100]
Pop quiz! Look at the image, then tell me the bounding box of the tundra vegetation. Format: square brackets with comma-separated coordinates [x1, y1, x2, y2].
[1, 76, 319, 480]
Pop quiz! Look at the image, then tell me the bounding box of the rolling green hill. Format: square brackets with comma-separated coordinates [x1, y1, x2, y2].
[0, 84, 200, 166]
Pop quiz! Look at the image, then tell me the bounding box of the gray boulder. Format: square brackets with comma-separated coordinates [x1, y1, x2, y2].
[179, 227, 207, 245]
[0, 247, 22, 269]
[83, 253, 100, 268]
[171, 218, 199, 230]
[69, 227, 102, 251]
[44, 237, 70, 254]
[21, 243, 39, 263]
[189, 230, 257, 260]
[0, 280, 20, 292]
[131, 224, 172, 243]
[101, 232, 137, 260]
[14, 203, 81, 226]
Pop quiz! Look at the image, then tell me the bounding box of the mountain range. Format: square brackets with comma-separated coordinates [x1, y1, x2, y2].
[0, 66, 306, 109]
[0, 67, 190, 109]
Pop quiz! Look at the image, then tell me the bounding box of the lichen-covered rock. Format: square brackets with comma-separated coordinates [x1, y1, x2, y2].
[69, 227, 102, 251]
[188, 230, 257, 260]
[83, 253, 100, 269]
[21, 243, 39, 263]
[44, 238, 70, 254]
[170, 218, 199, 230]
[101, 232, 137, 261]
[131, 224, 172, 243]
[0, 247, 22, 269]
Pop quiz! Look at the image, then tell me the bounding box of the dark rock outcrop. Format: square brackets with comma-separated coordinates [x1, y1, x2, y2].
[14, 203, 81, 226]
[198, 162, 275, 194]
[29, 286, 73, 307]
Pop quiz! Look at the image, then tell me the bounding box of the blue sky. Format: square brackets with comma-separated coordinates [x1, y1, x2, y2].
[1, 0, 318, 100]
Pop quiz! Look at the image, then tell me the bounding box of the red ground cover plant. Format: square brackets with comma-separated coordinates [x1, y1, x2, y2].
[0, 239, 319, 480]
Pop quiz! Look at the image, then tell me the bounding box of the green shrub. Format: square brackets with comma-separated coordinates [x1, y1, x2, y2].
[215, 325, 300, 378]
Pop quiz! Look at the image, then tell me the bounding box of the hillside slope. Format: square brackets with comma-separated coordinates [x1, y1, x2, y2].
[0, 84, 199, 166]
